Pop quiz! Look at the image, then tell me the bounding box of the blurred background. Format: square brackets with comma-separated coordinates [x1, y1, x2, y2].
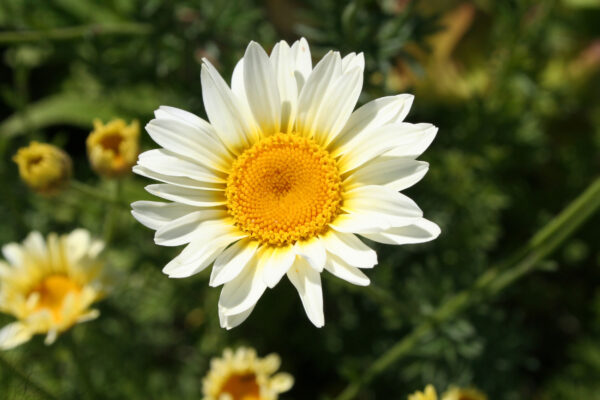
[0, 0, 599, 399]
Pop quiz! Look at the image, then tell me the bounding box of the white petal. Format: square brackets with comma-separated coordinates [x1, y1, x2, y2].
[76, 309, 100, 323]
[330, 94, 415, 156]
[44, 329, 58, 345]
[0, 322, 32, 350]
[329, 213, 390, 234]
[133, 165, 225, 190]
[145, 117, 232, 173]
[344, 157, 429, 191]
[261, 245, 296, 288]
[64, 229, 92, 262]
[337, 123, 438, 173]
[313, 66, 364, 147]
[343, 185, 423, 227]
[154, 106, 220, 140]
[290, 38, 312, 93]
[2, 243, 23, 266]
[287, 257, 324, 328]
[231, 58, 247, 104]
[270, 40, 298, 133]
[162, 221, 245, 278]
[361, 218, 441, 245]
[219, 253, 267, 316]
[154, 209, 229, 246]
[219, 304, 256, 330]
[210, 239, 260, 287]
[294, 237, 326, 272]
[382, 126, 438, 158]
[145, 184, 226, 207]
[244, 41, 281, 135]
[201, 60, 258, 153]
[24, 231, 46, 255]
[341, 52, 365, 72]
[295, 51, 342, 138]
[324, 253, 370, 286]
[322, 230, 377, 269]
[131, 201, 198, 230]
[137, 149, 226, 183]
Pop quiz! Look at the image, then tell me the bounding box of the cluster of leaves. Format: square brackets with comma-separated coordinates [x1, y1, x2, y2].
[0, 0, 599, 399]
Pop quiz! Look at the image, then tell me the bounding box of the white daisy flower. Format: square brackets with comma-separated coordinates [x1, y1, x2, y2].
[0, 230, 106, 349]
[132, 38, 440, 329]
[202, 347, 293, 400]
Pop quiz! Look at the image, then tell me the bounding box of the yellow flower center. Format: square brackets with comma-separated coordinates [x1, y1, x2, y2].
[219, 373, 261, 400]
[226, 133, 342, 246]
[30, 274, 81, 321]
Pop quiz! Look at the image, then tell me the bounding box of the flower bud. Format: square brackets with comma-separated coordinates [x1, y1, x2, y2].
[87, 119, 140, 178]
[13, 141, 72, 195]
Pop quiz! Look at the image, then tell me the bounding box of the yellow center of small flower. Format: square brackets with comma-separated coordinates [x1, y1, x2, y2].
[226, 133, 342, 246]
[219, 373, 261, 400]
[30, 274, 81, 321]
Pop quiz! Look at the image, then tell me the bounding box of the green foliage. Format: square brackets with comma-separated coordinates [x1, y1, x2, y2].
[0, 0, 599, 399]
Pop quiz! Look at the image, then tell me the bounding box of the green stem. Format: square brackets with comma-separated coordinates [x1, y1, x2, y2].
[334, 177, 600, 400]
[103, 180, 122, 245]
[69, 180, 129, 210]
[64, 334, 96, 400]
[0, 23, 151, 44]
[0, 353, 59, 400]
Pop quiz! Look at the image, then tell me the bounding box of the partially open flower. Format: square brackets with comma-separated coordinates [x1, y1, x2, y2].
[87, 118, 140, 178]
[0, 230, 107, 350]
[202, 347, 293, 400]
[13, 141, 72, 195]
[409, 385, 438, 400]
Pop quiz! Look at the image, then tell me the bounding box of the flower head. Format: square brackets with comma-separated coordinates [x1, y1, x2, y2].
[132, 38, 440, 328]
[442, 387, 487, 400]
[87, 118, 140, 178]
[13, 141, 72, 195]
[0, 230, 106, 349]
[202, 347, 293, 400]
[409, 385, 438, 400]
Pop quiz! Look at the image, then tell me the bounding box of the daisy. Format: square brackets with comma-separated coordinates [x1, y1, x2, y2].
[0, 230, 106, 349]
[202, 347, 293, 400]
[132, 38, 440, 329]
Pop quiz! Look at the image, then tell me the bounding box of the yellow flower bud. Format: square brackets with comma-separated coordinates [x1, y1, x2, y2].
[409, 385, 438, 400]
[442, 387, 487, 400]
[13, 141, 72, 195]
[87, 118, 140, 178]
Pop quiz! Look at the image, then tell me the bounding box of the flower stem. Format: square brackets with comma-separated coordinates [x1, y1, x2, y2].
[64, 334, 97, 400]
[0, 353, 59, 400]
[69, 180, 129, 210]
[0, 23, 151, 44]
[103, 179, 122, 245]
[334, 177, 600, 400]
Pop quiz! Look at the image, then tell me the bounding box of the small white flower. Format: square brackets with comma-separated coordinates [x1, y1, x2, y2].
[0, 230, 106, 349]
[132, 38, 440, 329]
[202, 347, 293, 400]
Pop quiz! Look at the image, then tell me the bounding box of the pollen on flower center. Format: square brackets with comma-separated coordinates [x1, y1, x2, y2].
[30, 274, 81, 320]
[226, 133, 342, 246]
[219, 373, 261, 400]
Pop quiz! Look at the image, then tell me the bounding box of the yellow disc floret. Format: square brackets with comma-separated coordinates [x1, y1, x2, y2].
[29, 274, 82, 323]
[220, 373, 261, 400]
[226, 133, 342, 246]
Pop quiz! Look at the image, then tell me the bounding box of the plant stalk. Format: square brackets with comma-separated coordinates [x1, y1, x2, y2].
[335, 177, 600, 400]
